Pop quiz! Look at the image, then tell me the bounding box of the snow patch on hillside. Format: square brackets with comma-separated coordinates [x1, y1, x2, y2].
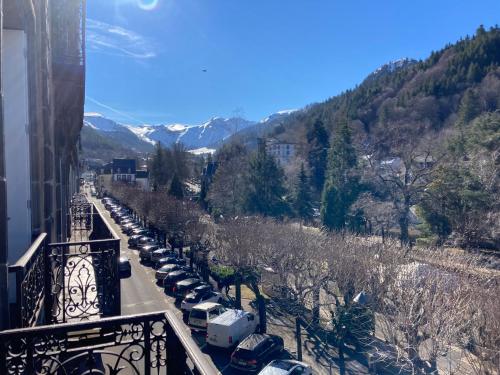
[126, 125, 156, 145]
[188, 147, 216, 155]
[167, 124, 189, 132]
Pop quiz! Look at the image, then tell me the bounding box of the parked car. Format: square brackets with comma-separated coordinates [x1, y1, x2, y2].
[118, 256, 131, 276]
[173, 278, 202, 300]
[150, 247, 175, 263]
[153, 256, 186, 269]
[124, 224, 141, 235]
[181, 290, 223, 314]
[118, 215, 133, 224]
[128, 234, 143, 248]
[207, 309, 259, 349]
[111, 209, 126, 220]
[137, 236, 156, 247]
[121, 218, 135, 227]
[139, 244, 159, 262]
[230, 334, 284, 372]
[258, 360, 312, 375]
[163, 270, 197, 293]
[188, 302, 226, 332]
[155, 264, 189, 283]
[114, 212, 129, 223]
[136, 237, 157, 252]
[130, 226, 147, 234]
[192, 284, 212, 296]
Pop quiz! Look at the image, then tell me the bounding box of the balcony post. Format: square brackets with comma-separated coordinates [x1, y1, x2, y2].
[44, 244, 53, 324]
[114, 240, 121, 316]
[166, 321, 187, 374]
[143, 317, 151, 375]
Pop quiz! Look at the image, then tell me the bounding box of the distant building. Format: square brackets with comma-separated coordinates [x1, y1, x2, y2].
[112, 158, 136, 183]
[265, 138, 298, 166]
[135, 170, 150, 191]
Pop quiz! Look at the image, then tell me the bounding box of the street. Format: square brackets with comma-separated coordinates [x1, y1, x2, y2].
[90, 194, 373, 375]
[90, 196, 234, 374]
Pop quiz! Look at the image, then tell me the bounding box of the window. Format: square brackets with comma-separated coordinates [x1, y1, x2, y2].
[208, 310, 220, 320]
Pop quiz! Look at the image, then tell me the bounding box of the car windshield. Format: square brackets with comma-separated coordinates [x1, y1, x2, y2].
[233, 348, 255, 360]
[160, 265, 175, 272]
[208, 308, 224, 320]
[189, 310, 206, 320]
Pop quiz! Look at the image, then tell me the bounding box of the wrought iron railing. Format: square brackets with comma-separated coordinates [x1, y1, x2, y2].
[8, 195, 121, 328]
[8, 234, 48, 328]
[70, 194, 92, 240]
[0, 310, 218, 375]
[47, 238, 120, 323]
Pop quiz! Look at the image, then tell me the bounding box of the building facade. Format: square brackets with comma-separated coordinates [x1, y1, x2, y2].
[112, 158, 137, 182]
[265, 138, 298, 166]
[0, 0, 85, 329]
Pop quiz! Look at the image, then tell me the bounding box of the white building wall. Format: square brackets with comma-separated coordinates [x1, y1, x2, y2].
[2, 30, 32, 264]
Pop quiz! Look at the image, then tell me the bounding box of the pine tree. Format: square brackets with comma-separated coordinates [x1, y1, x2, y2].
[466, 62, 481, 83]
[458, 89, 480, 125]
[150, 142, 169, 190]
[244, 147, 288, 217]
[169, 173, 184, 199]
[321, 120, 360, 230]
[306, 119, 330, 193]
[293, 164, 313, 222]
[454, 89, 480, 158]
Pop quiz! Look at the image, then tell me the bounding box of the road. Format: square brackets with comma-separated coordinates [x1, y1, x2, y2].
[90, 196, 233, 374]
[90, 194, 371, 374]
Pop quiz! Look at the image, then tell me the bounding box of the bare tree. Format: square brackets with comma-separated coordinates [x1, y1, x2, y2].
[365, 131, 443, 246]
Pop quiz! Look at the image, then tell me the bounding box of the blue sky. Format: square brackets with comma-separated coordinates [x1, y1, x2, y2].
[85, 0, 500, 125]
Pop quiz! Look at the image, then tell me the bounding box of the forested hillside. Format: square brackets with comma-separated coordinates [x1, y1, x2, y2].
[207, 25, 500, 250]
[80, 125, 141, 161]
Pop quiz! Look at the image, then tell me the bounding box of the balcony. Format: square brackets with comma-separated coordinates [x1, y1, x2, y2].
[3, 194, 216, 374]
[8, 194, 120, 327]
[0, 310, 216, 374]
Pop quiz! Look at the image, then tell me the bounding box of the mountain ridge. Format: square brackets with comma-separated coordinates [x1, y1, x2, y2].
[82, 108, 299, 158]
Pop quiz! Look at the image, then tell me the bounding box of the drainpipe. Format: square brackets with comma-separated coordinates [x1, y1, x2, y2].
[0, 0, 11, 330]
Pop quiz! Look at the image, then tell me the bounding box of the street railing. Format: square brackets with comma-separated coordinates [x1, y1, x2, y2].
[0, 310, 218, 375]
[8, 233, 48, 328]
[8, 195, 121, 328]
[46, 237, 120, 323]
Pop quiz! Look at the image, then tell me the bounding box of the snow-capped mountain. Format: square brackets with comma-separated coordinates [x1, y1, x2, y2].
[82, 106, 300, 159]
[82, 110, 296, 156]
[364, 58, 418, 84]
[83, 113, 153, 153]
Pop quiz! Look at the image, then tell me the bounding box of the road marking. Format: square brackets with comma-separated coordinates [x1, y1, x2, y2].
[123, 300, 159, 308]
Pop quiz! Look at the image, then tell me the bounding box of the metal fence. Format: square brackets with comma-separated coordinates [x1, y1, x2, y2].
[0, 310, 217, 375]
[8, 196, 120, 328]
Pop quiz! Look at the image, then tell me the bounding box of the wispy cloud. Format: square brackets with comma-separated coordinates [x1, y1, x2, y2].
[86, 96, 147, 124]
[86, 18, 156, 59]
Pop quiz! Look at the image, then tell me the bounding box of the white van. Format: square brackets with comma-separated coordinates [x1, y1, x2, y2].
[188, 302, 226, 332]
[206, 309, 259, 349]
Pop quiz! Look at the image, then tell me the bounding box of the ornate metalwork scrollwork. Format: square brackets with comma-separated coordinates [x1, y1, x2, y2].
[1, 313, 172, 375]
[48, 241, 119, 323]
